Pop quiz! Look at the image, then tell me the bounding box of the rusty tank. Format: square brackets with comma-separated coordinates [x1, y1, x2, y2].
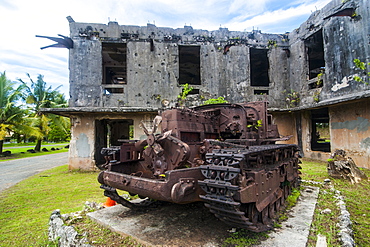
[98, 101, 301, 232]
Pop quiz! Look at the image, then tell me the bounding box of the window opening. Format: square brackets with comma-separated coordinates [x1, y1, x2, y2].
[179, 46, 201, 85]
[102, 42, 127, 94]
[305, 30, 325, 80]
[187, 88, 200, 95]
[254, 90, 269, 95]
[250, 48, 270, 86]
[324, 8, 356, 20]
[311, 108, 330, 152]
[95, 119, 134, 165]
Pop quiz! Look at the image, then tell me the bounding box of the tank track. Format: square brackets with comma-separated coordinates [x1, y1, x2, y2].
[199, 144, 301, 232]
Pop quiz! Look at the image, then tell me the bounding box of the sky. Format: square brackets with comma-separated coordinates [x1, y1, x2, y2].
[0, 0, 332, 98]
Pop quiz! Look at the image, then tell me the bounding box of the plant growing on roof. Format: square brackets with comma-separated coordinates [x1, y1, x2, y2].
[152, 94, 161, 100]
[284, 89, 300, 108]
[315, 71, 324, 88]
[202, 96, 228, 105]
[353, 58, 370, 85]
[177, 83, 193, 106]
[313, 90, 320, 103]
[267, 40, 277, 49]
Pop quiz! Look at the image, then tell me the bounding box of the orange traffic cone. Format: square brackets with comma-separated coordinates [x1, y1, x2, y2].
[103, 197, 116, 207]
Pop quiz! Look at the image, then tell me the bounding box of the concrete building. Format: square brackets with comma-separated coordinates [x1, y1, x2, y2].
[45, 0, 370, 170]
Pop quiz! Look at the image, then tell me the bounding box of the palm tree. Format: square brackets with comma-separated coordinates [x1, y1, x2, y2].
[19, 74, 68, 151]
[0, 72, 42, 153]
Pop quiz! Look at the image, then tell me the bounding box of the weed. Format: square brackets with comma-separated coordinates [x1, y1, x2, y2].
[284, 90, 300, 108]
[313, 90, 320, 102]
[177, 83, 193, 106]
[152, 94, 161, 100]
[247, 119, 263, 130]
[316, 71, 324, 87]
[267, 40, 277, 49]
[286, 188, 300, 208]
[306, 184, 341, 247]
[223, 229, 268, 247]
[353, 58, 370, 85]
[275, 187, 301, 224]
[202, 96, 228, 105]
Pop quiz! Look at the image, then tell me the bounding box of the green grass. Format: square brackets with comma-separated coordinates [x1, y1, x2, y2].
[0, 165, 105, 246]
[301, 158, 370, 247]
[222, 229, 268, 247]
[2, 141, 69, 148]
[305, 183, 341, 247]
[300, 158, 329, 181]
[0, 142, 69, 162]
[332, 172, 370, 247]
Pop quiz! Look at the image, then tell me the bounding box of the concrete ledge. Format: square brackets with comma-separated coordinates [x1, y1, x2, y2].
[257, 186, 319, 247]
[88, 186, 320, 247]
[87, 201, 231, 246]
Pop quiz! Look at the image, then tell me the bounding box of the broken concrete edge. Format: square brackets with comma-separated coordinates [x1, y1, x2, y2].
[85, 199, 154, 247]
[301, 180, 355, 247]
[332, 187, 355, 247]
[49, 209, 92, 247]
[86, 218, 153, 247]
[48, 202, 104, 247]
[48, 201, 152, 247]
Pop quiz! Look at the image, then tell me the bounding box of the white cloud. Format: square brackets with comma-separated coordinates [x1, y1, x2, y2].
[225, 0, 331, 32]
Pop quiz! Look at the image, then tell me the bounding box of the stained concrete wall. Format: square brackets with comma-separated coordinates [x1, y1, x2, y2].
[288, 0, 370, 107]
[330, 100, 370, 168]
[68, 21, 290, 109]
[270, 112, 299, 146]
[64, 0, 370, 170]
[69, 40, 102, 107]
[68, 1, 370, 111]
[69, 116, 96, 170]
[272, 98, 370, 169]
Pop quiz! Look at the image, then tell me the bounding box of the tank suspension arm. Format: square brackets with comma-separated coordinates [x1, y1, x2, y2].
[100, 184, 152, 209]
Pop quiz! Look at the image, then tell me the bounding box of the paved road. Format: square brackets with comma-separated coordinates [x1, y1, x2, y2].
[0, 152, 68, 192]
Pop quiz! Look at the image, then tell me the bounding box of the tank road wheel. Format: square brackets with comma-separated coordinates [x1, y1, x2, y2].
[284, 183, 292, 200]
[268, 202, 276, 219]
[274, 198, 281, 213]
[261, 206, 271, 225]
[248, 203, 259, 224]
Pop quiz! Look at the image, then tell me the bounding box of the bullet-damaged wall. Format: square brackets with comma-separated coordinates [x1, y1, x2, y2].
[61, 0, 370, 170]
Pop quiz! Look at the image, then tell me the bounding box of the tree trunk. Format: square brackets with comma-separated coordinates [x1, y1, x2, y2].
[34, 139, 42, 152]
[0, 140, 3, 154]
[327, 149, 368, 183]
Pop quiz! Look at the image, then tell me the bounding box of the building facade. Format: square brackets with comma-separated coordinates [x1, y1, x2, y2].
[45, 0, 370, 170]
